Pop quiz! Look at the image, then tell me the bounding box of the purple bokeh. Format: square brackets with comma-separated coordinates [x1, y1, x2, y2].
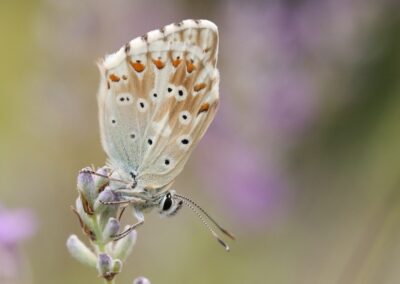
[197, 0, 382, 230]
[0, 205, 36, 282]
[0, 206, 37, 246]
[198, 136, 291, 230]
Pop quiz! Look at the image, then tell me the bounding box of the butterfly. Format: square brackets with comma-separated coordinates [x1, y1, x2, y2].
[93, 19, 234, 250]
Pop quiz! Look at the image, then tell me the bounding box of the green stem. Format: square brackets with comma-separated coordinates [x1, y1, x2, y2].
[91, 215, 106, 251]
[91, 216, 117, 284]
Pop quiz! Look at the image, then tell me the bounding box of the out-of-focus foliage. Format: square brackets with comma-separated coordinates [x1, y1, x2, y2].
[1, 0, 400, 283]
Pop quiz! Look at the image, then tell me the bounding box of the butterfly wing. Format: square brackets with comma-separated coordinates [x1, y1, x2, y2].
[97, 19, 219, 189]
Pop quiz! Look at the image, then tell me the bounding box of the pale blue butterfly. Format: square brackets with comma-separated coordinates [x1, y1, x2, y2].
[91, 19, 234, 250]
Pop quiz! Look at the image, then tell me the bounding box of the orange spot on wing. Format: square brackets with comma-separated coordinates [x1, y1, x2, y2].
[109, 74, 120, 82]
[172, 58, 181, 67]
[197, 103, 210, 115]
[129, 60, 145, 72]
[153, 59, 165, 69]
[186, 60, 196, 73]
[194, 83, 207, 92]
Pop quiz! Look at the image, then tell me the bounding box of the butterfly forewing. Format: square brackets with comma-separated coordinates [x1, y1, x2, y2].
[97, 19, 219, 189]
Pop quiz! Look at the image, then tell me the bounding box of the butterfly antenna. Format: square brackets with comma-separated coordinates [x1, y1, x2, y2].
[177, 198, 230, 251]
[82, 169, 129, 185]
[175, 193, 236, 240]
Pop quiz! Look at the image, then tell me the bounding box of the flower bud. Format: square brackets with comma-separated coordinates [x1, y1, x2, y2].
[102, 217, 120, 242]
[113, 227, 137, 261]
[97, 253, 112, 277]
[77, 168, 96, 212]
[93, 188, 118, 213]
[75, 196, 94, 234]
[66, 235, 97, 268]
[94, 188, 119, 228]
[94, 167, 111, 192]
[77, 168, 95, 196]
[133, 277, 151, 284]
[112, 259, 123, 273]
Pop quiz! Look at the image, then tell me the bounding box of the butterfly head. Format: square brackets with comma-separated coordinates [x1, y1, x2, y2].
[158, 190, 183, 217]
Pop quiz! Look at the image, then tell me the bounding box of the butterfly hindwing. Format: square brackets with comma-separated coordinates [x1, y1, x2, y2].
[97, 19, 219, 189]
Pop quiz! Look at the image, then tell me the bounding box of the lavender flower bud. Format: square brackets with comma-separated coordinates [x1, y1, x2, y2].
[75, 196, 94, 231]
[66, 235, 97, 268]
[94, 167, 110, 192]
[102, 217, 120, 241]
[97, 253, 113, 277]
[93, 188, 118, 213]
[94, 188, 119, 228]
[112, 259, 123, 273]
[133, 277, 151, 284]
[77, 168, 96, 207]
[113, 227, 137, 261]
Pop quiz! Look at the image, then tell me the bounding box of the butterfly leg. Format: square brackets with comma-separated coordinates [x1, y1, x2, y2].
[100, 197, 145, 205]
[112, 189, 147, 199]
[117, 205, 127, 221]
[113, 209, 144, 241]
[113, 220, 144, 241]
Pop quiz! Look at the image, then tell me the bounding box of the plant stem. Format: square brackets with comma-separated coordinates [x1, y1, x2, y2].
[92, 216, 116, 284]
[91, 215, 106, 251]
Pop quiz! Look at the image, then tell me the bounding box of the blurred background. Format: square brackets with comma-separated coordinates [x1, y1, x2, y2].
[1, 0, 400, 283]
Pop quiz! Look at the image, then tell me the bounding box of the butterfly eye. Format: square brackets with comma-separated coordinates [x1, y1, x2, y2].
[162, 193, 173, 211]
[179, 111, 192, 125]
[159, 192, 183, 217]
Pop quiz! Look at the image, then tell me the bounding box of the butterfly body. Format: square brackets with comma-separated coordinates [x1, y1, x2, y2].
[97, 19, 219, 218]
